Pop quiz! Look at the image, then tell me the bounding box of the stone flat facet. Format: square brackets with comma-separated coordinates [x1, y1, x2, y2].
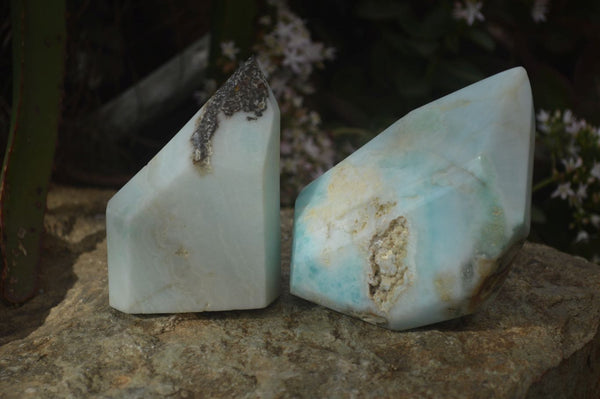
[290, 67, 534, 330]
[106, 58, 281, 313]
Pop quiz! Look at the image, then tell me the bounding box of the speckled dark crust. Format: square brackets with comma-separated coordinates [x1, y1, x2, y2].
[190, 57, 269, 169]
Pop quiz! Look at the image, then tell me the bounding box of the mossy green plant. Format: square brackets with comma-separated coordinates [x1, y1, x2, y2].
[1, 0, 66, 303]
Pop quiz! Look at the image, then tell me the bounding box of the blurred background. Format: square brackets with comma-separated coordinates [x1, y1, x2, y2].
[2, 0, 599, 261]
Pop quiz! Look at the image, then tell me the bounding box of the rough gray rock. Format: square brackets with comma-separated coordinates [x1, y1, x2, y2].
[1, 186, 599, 398]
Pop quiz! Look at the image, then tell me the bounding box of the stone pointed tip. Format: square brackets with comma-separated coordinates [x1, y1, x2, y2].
[504, 66, 533, 109]
[190, 55, 270, 168]
[505, 66, 529, 84]
[241, 55, 261, 71]
[232, 56, 268, 86]
[493, 66, 531, 94]
[512, 65, 527, 76]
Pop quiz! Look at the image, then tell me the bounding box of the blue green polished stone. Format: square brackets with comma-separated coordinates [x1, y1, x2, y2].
[290, 67, 534, 330]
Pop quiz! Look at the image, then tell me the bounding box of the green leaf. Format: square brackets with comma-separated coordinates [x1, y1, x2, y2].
[208, 0, 257, 81]
[407, 38, 439, 57]
[393, 64, 431, 98]
[355, 0, 409, 20]
[381, 31, 412, 55]
[530, 65, 573, 111]
[370, 41, 396, 88]
[442, 59, 486, 83]
[466, 29, 495, 52]
[443, 34, 460, 53]
[413, 3, 452, 40]
[530, 205, 547, 224]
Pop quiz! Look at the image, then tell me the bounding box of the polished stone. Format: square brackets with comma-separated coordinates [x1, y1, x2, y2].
[290, 67, 534, 330]
[106, 58, 281, 313]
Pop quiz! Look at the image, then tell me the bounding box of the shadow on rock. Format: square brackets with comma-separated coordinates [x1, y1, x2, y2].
[0, 186, 113, 346]
[0, 234, 78, 346]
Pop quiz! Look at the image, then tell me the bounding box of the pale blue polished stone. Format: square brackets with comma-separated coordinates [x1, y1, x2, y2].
[290, 67, 534, 330]
[106, 59, 281, 313]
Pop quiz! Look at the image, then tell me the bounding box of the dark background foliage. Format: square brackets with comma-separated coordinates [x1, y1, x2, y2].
[292, 0, 599, 131]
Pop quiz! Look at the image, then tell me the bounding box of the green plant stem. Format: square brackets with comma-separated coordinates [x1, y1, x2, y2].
[532, 176, 556, 193]
[1, 0, 66, 303]
[330, 127, 373, 137]
[208, 0, 257, 81]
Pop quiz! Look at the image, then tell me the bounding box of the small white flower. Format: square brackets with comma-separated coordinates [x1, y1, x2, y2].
[300, 160, 313, 172]
[291, 96, 303, 107]
[257, 56, 276, 77]
[259, 15, 272, 26]
[303, 137, 321, 159]
[453, 1, 485, 26]
[590, 162, 600, 180]
[220, 41, 239, 60]
[268, 76, 288, 97]
[537, 109, 550, 133]
[562, 109, 573, 124]
[561, 157, 582, 172]
[277, 7, 298, 24]
[262, 32, 280, 51]
[309, 111, 321, 127]
[281, 157, 299, 173]
[287, 33, 311, 52]
[282, 47, 309, 75]
[297, 81, 315, 94]
[324, 47, 336, 60]
[537, 109, 550, 123]
[575, 230, 589, 243]
[576, 184, 588, 201]
[275, 21, 297, 40]
[566, 142, 581, 157]
[280, 141, 292, 155]
[531, 0, 549, 23]
[566, 120, 585, 135]
[254, 0, 337, 203]
[303, 42, 325, 63]
[590, 214, 600, 228]
[551, 182, 575, 200]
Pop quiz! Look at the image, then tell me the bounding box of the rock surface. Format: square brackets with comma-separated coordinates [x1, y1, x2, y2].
[1, 186, 599, 398]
